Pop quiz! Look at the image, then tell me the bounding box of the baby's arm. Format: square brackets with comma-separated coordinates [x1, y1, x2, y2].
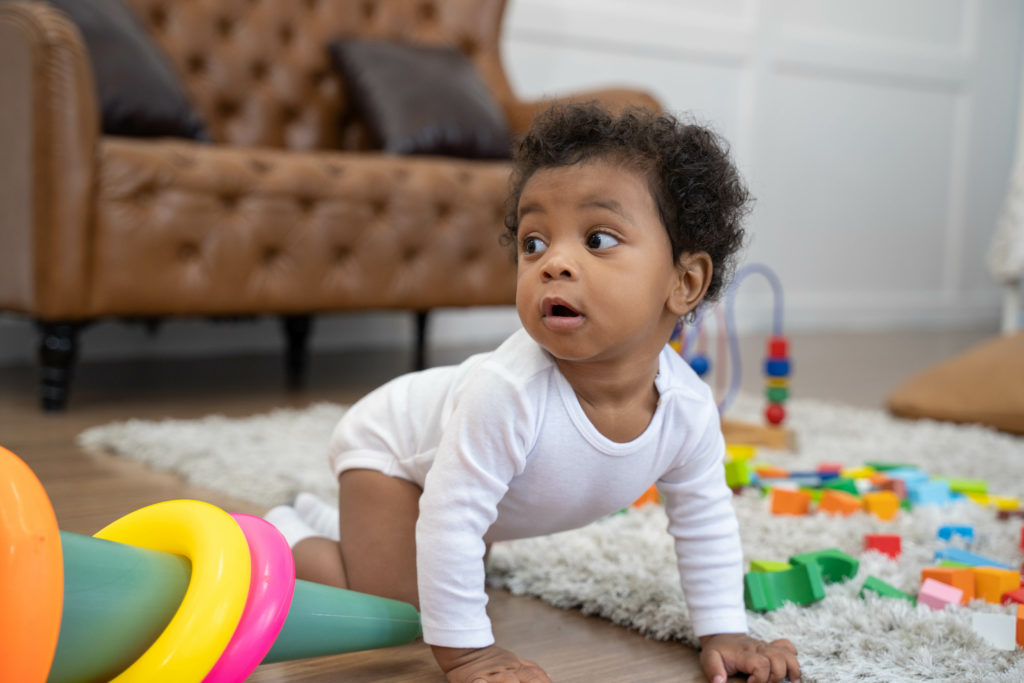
[416, 374, 549, 680]
[659, 409, 800, 682]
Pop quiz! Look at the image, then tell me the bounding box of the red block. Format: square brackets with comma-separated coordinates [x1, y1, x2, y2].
[864, 534, 901, 559]
[1003, 588, 1024, 605]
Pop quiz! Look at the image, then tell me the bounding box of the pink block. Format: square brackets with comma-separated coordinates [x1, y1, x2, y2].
[918, 578, 964, 610]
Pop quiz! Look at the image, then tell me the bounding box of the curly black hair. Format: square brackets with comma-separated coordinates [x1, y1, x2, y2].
[503, 102, 751, 304]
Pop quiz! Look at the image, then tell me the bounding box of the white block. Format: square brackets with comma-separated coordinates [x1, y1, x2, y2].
[970, 612, 1018, 651]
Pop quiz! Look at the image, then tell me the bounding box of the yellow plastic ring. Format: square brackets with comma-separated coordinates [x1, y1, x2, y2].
[95, 500, 251, 682]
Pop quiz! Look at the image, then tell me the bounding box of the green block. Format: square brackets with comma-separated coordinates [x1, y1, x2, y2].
[822, 478, 858, 496]
[725, 460, 752, 488]
[789, 548, 859, 584]
[937, 559, 972, 568]
[766, 385, 789, 402]
[744, 563, 826, 612]
[801, 487, 823, 502]
[859, 575, 916, 604]
[936, 477, 987, 495]
[865, 462, 918, 472]
[900, 499, 913, 511]
[750, 559, 793, 572]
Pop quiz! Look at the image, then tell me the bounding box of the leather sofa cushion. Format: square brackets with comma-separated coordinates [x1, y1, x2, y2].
[328, 38, 511, 159]
[48, 0, 208, 140]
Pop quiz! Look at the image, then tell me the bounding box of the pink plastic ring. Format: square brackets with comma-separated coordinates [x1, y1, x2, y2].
[203, 513, 296, 683]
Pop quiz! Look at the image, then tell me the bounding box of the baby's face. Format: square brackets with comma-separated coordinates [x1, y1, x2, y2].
[514, 160, 683, 366]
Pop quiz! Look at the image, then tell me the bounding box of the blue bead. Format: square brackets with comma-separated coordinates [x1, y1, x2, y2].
[937, 525, 974, 543]
[689, 354, 710, 377]
[765, 358, 790, 377]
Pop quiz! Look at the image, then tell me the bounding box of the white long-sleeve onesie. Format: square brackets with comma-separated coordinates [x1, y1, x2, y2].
[327, 328, 746, 648]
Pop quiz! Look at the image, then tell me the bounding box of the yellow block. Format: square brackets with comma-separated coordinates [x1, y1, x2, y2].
[974, 567, 1021, 604]
[992, 496, 1022, 511]
[841, 466, 876, 480]
[965, 493, 991, 506]
[765, 377, 789, 388]
[725, 444, 757, 462]
[862, 491, 900, 521]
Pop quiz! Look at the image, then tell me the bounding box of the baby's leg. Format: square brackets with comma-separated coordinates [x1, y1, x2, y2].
[292, 469, 421, 608]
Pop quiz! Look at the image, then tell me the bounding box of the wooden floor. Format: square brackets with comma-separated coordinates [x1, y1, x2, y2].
[0, 326, 995, 681]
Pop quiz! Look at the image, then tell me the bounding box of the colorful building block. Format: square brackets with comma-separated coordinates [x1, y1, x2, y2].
[631, 485, 660, 508]
[858, 576, 915, 604]
[1018, 604, 1024, 648]
[840, 466, 876, 480]
[933, 547, 1013, 570]
[877, 478, 908, 500]
[744, 562, 826, 612]
[974, 567, 1022, 604]
[862, 491, 900, 521]
[991, 496, 1021, 511]
[724, 460, 752, 489]
[937, 525, 975, 544]
[920, 567, 975, 604]
[996, 508, 1024, 521]
[770, 488, 812, 515]
[936, 477, 987, 495]
[819, 489, 862, 516]
[1002, 587, 1024, 605]
[918, 578, 963, 610]
[864, 534, 901, 559]
[907, 480, 952, 506]
[883, 467, 928, 483]
[750, 559, 792, 573]
[789, 548, 859, 584]
[725, 443, 757, 461]
[970, 612, 1018, 650]
[864, 461, 918, 472]
[817, 463, 843, 476]
[821, 477, 859, 496]
[756, 465, 790, 479]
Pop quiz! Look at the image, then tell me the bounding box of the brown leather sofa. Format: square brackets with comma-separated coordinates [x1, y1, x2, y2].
[0, 0, 659, 409]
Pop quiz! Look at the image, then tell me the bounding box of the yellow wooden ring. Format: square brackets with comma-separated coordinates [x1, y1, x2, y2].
[95, 500, 251, 682]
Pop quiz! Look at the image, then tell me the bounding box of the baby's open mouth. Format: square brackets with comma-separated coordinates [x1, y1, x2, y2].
[550, 304, 579, 317]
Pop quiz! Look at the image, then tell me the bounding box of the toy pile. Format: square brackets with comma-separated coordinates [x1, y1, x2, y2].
[719, 444, 1024, 651]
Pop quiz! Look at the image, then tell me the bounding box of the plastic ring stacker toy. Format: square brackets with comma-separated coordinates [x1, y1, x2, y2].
[0, 445, 64, 683]
[203, 514, 296, 683]
[95, 500, 252, 682]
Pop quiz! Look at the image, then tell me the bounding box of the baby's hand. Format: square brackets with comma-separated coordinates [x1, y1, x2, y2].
[698, 633, 800, 683]
[432, 644, 551, 683]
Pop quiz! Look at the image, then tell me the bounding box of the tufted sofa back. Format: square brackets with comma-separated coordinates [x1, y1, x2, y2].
[124, 0, 516, 150]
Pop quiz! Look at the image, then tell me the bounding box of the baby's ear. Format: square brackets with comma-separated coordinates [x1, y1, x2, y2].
[668, 252, 712, 316]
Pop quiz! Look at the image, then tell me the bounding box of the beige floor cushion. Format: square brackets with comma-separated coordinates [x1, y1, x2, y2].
[886, 332, 1024, 435]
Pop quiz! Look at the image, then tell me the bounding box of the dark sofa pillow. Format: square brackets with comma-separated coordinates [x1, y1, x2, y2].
[327, 39, 511, 159]
[48, 0, 209, 140]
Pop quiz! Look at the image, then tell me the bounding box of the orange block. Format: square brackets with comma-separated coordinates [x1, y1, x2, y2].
[756, 465, 790, 479]
[862, 491, 900, 521]
[631, 484, 660, 508]
[974, 567, 1022, 604]
[770, 488, 812, 515]
[818, 489, 862, 516]
[1017, 604, 1024, 648]
[920, 567, 975, 604]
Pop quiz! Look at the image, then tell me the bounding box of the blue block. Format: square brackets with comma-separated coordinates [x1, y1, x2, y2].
[885, 468, 929, 486]
[908, 480, 952, 506]
[937, 525, 974, 543]
[933, 547, 1013, 569]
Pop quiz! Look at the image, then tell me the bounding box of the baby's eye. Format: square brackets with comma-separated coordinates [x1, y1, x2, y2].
[522, 236, 547, 254]
[587, 232, 620, 250]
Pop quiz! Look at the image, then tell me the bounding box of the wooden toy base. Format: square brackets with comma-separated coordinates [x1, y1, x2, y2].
[721, 418, 795, 451]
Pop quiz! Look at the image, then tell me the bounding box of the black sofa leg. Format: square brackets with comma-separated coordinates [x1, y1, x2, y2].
[414, 311, 428, 371]
[37, 321, 80, 411]
[281, 314, 313, 389]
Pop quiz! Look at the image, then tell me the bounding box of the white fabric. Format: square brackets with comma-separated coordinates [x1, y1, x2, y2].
[328, 328, 746, 648]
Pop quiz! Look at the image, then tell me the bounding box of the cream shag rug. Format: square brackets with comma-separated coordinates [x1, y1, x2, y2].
[79, 395, 1024, 682]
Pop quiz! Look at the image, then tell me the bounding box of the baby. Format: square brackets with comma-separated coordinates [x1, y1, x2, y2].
[268, 102, 800, 683]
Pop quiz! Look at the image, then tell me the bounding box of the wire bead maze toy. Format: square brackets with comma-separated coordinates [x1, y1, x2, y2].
[670, 263, 793, 448]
